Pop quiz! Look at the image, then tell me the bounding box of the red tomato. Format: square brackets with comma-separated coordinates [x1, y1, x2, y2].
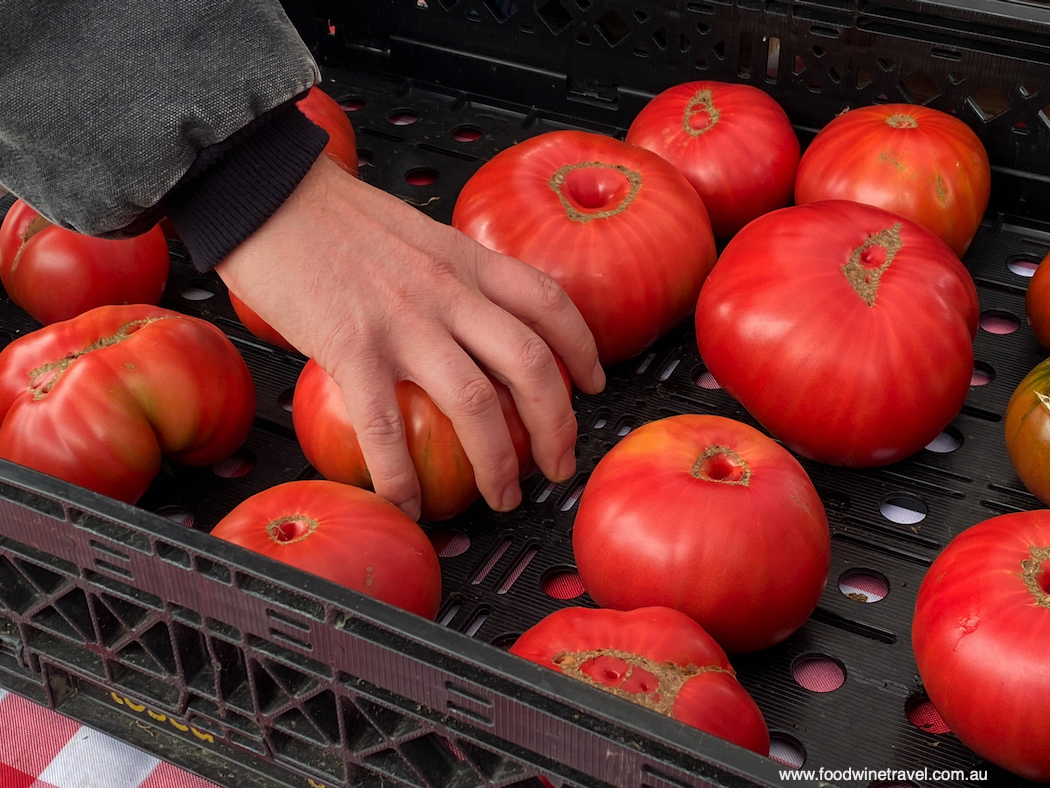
[1004, 358, 1050, 504]
[292, 358, 570, 521]
[572, 415, 829, 654]
[297, 86, 360, 176]
[912, 510, 1050, 781]
[452, 130, 717, 365]
[228, 290, 295, 351]
[1025, 251, 1050, 350]
[625, 81, 800, 239]
[0, 199, 169, 325]
[210, 480, 442, 619]
[695, 200, 979, 467]
[510, 606, 769, 754]
[794, 103, 990, 258]
[0, 304, 256, 504]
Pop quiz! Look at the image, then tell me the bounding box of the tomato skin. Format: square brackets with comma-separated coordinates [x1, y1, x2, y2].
[296, 86, 359, 176]
[0, 199, 170, 325]
[1025, 252, 1050, 350]
[452, 130, 717, 365]
[510, 606, 770, 755]
[210, 480, 442, 619]
[695, 200, 979, 467]
[572, 415, 830, 654]
[0, 304, 256, 504]
[1004, 357, 1050, 504]
[794, 103, 990, 258]
[228, 290, 295, 351]
[912, 511, 1050, 781]
[292, 358, 570, 521]
[625, 81, 800, 239]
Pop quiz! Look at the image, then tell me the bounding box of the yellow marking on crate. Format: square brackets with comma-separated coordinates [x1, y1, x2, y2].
[109, 692, 214, 744]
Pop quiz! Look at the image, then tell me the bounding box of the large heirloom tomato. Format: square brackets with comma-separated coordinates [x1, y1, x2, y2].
[1025, 251, 1050, 350]
[625, 81, 800, 239]
[572, 415, 829, 654]
[0, 304, 256, 504]
[228, 290, 295, 351]
[695, 200, 979, 467]
[292, 358, 570, 521]
[0, 199, 169, 325]
[210, 480, 442, 619]
[912, 510, 1050, 781]
[794, 103, 990, 258]
[1004, 357, 1050, 504]
[297, 85, 359, 176]
[452, 130, 717, 365]
[510, 606, 769, 755]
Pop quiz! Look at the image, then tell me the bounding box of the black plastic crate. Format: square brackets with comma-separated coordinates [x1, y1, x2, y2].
[1, 1, 1050, 786]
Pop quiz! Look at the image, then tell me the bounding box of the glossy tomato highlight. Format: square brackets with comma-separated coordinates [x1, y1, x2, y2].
[572, 415, 830, 654]
[695, 200, 979, 467]
[912, 510, 1050, 781]
[626, 81, 800, 238]
[0, 304, 256, 504]
[453, 130, 717, 365]
[211, 480, 442, 619]
[510, 606, 769, 755]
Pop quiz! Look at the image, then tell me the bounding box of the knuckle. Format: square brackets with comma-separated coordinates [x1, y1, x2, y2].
[448, 375, 500, 419]
[516, 333, 558, 378]
[354, 404, 406, 447]
[535, 271, 571, 312]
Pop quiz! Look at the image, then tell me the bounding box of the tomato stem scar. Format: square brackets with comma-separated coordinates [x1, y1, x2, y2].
[1021, 545, 1050, 608]
[267, 515, 320, 545]
[549, 162, 642, 223]
[683, 88, 721, 136]
[843, 223, 903, 307]
[885, 113, 919, 129]
[692, 445, 752, 486]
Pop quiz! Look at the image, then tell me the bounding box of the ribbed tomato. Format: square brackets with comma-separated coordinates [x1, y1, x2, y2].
[510, 606, 769, 755]
[0, 199, 169, 325]
[912, 510, 1050, 781]
[625, 81, 800, 238]
[210, 480, 442, 619]
[795, 103, 990, 258]
[572, 415, 830, 654]
[292, 357, 570, 521]
[452, 130, 716, 365]
[695, 200, 979, 467]
[297, 86, 359, 176]
[0, 304, 255, 503]
[1025, 251, 1050, 350]
[1005, 357, 1050, 504]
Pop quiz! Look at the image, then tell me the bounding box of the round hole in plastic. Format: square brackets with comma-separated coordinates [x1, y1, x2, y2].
[925, 425, 963, 453]
[490, 633, 519, 651]
[179, 279, 217, 301]
[429, 530, 471, 558]
[339, 98, 365, 112]
[691, 365, 721, 389]
[1007, 254, 1041, 277]
[405, 167, 439, 186]
[979, 309, 1020, 335]
[388, 111, 418, 125]
[880, 494, 927, 525]
[155, 505, 194, 528]
[791, 654, 846, 692]
[278, 387, 294, 412]
[541, 569, 586, 600]
[971, 360, 995, 386]
[452, 125, 483, 142]
[905, 693, 951, 734]
[767, 732, 806, 769]
[212, 448, 256, 479]
[358, 149, 373, 167]
[838, 569, 889, 602]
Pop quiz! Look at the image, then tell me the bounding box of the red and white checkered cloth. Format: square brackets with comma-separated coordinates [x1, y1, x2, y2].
[0, 689, 221, 788]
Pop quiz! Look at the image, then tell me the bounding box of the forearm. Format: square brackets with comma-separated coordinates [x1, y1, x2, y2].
[0, 0, 321, 238]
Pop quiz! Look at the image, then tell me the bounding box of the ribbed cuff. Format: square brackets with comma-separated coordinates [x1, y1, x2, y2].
[166, 100, 329, 272]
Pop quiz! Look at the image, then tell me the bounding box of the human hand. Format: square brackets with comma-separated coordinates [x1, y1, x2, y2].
[215, 154, 605, 520]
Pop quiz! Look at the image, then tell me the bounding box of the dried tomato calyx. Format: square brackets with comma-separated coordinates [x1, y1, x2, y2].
[1021, 545, 1050, 608]
[843, 223, 903, 308]
[27, 317, 168, 400]
[552, 647, 732, 717]
[885, 113, 919, 129]
[549, 161, 642, 224]
[692, 444, 751, 486]
[11, 215, 52, 275]
[266, 515, 319, 545]
[683, 88, 720, 136]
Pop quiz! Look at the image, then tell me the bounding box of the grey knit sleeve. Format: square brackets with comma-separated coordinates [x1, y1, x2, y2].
[0, 0, 321, 237]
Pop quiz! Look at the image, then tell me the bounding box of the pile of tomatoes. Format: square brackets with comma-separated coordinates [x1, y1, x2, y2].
[1, 79, 1048, 783]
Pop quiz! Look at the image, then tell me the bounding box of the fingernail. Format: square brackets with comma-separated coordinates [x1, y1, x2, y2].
[592, 358, 606, 392]
[557, 447, 576, 481]
[401, 497, 422, 522]
[500, 483, 522, 512]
